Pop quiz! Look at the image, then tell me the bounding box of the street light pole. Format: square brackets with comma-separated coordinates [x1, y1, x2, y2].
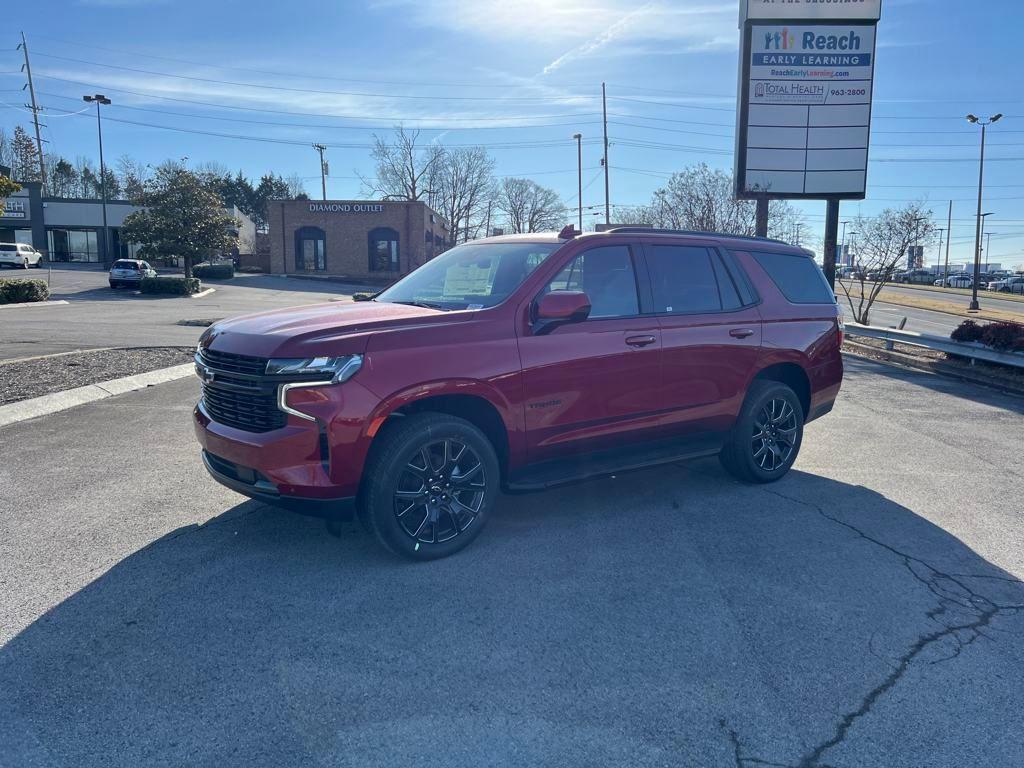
[966, 113, 1003, 310]
[935, 228, 945, 279]
[573, 133, 583, 232]
[840, 219, 851, 263]
[83, 94, 112, 264]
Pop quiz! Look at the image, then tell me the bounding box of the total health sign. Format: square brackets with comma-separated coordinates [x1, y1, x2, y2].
[735, 1, 882, 200]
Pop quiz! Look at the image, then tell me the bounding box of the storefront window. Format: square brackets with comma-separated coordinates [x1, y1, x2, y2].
[47, 229, 100, 262]
[369, 227, 400, 272]
[294, 227, 326, 271]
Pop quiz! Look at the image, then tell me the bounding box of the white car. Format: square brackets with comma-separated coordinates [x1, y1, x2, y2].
[109, 259, 157, 288]
[935, 274, 973, 288]
[0, 242, 43, 269]
[988, 276, 1024, 294]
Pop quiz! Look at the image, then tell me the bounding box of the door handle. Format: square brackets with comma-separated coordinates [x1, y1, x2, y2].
[729, 328, 755, 339]
[625, 335, 657, 348]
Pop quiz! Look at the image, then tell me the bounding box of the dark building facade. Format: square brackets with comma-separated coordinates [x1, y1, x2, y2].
[269, 200, 449, 279]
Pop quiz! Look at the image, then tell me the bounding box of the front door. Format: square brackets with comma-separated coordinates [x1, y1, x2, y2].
[641, 243, 762, 436]
[517, 244, 663, 463]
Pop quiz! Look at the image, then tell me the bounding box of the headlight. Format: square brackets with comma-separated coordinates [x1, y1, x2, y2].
[265, 354, 363, 383]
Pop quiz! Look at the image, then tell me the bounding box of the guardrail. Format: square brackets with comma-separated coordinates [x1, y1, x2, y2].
[845, 322, 1024, 370]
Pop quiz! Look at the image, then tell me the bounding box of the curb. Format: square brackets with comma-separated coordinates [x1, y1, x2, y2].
[0, 363, 195, 429]
[0, 300, 70, 310]
[191, 288, 216, 299]
[843, 342, 1024, 399]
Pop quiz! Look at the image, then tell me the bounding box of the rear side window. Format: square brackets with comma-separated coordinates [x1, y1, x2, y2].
[750, 251, 835, 304]
[645, 245, 738, 314]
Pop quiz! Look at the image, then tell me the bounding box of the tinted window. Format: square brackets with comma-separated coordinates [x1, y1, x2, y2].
[0, 244, 17, 252]
[377, 241, 559, 310]
[646, 246, 726, 314]
[751, 251, 835, 304]
[545, 246, 639, 319]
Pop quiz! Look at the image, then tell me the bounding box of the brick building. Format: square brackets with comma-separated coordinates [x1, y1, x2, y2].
[268, 199, 449, 280]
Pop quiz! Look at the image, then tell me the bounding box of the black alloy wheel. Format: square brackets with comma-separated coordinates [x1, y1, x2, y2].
[394, 438, 487, 544]
[751, 398, 798, 472]
[359, 412, 499, 560]
[720, 380, 804, 484]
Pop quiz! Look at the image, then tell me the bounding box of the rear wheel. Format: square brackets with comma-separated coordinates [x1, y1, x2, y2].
[720, 380, 804, 484]
[358, 412, 499, 560]
[109, 281, 119, 289]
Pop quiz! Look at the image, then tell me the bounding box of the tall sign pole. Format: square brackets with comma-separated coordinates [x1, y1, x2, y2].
[735, 0, 882, 288]
[18, 32, 47, 190]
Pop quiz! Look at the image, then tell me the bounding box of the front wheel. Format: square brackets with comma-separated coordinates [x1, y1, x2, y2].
[358, 413, 499, 560]
[720, 380, 804, 484]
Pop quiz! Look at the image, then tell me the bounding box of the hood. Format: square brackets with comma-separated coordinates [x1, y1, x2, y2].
[203, 300, 470, 358]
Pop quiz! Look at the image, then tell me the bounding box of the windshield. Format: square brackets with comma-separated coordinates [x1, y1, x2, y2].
[375, 241, 560, 310]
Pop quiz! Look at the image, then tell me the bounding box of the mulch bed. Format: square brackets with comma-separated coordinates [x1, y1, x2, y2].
[0, 347, 195, 406]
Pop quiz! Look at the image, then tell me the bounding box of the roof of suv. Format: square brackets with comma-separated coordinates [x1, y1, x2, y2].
[476, 227, 806, 254]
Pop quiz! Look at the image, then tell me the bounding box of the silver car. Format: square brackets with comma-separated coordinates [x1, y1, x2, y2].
[109, 259, 157, 288]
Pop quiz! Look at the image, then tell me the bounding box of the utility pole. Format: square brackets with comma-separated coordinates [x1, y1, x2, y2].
[17, 32, 46, 189]
[573, 132, 583, 232]
[601, 82, 610, 226]
[943, 200, 952, 288]
[313, 143, 327, 200]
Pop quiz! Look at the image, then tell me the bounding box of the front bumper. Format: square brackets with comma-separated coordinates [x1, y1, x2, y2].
[202, 449, 355, 518]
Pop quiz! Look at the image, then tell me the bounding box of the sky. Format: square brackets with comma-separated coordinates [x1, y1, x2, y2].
[2, 0, 1023, 270]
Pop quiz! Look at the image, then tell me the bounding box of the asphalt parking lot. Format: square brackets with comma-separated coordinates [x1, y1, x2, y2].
[0, 267, 362, 360]
[2, 356, 1023, 767]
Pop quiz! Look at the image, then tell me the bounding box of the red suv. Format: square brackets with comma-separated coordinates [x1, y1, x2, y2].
[194, 228, 843, 559]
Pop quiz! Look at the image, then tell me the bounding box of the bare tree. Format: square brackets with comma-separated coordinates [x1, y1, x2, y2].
[496, 178, 567, 233]
[117, 155, 149, 203]
[284, 173, 308, 200]
[637, 164, 803, 241]
[838, 202, 935, 325]
[432, 146, 495, 244]
[0, 129, 11, 170]
[360, 126, 444, 202]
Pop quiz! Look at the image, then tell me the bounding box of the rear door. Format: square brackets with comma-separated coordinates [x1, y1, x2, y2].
[641, 242, 762, 435]
[517, 243, 663, 462]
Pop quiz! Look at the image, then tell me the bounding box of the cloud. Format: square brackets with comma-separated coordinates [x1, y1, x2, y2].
[543, 4, 657, 74]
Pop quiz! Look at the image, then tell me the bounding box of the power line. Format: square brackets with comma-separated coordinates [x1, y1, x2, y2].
[33, 53, 598, 103]
[36, 90, 604, 133]
[35, 73, 603, 124]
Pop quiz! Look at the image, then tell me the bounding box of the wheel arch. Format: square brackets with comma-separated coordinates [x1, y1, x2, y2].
[751, 361, 811, 419]
[365, 382, 515, 481]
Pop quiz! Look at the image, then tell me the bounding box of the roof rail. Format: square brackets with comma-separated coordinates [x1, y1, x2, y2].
[603, 227, 789, 246]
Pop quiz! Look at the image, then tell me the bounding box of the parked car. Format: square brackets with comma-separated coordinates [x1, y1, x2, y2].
[937, 274, 973, 288]
[0, 242, 43, 269]
[109, 259, 157, 288]
[988, 276, 1024, 294]
[193, 228, 844, 560]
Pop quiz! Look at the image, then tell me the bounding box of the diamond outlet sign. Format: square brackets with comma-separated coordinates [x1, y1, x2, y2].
[735, 1, 882, 200]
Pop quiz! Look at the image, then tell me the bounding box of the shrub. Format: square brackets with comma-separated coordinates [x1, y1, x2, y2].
[192, 262, 235, 279]
[980, 321, 1024, 352]
[950, 319, 984, 343]
[238, 265, 264, 273]
[140, 276, 201, 295]
[0, 278, 50, 304]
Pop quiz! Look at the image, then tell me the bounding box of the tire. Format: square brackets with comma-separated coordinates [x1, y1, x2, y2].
[358, 412, 499, 560]
[109, 281, 119, 289]
[720, 380, 804, 484]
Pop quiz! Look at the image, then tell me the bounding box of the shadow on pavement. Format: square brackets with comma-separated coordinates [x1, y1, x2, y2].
[2, 462, 1022, 767]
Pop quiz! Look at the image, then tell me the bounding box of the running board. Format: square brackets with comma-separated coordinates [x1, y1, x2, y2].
[506, 434, 724, 492]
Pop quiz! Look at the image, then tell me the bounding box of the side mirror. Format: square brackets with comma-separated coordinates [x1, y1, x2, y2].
[532, 290, 591, 335]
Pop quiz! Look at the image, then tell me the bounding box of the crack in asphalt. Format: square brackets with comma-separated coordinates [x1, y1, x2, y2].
[719, 486, 1024, 768]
